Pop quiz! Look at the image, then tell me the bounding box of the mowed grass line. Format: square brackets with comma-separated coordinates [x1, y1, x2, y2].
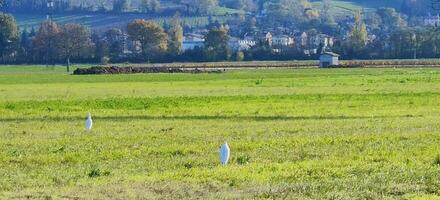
[1, 67, 440, 198]
[0, 92, 439, 120]
[0, 67, 440, 101]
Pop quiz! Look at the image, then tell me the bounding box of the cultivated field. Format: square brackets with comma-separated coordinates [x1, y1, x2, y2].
[1, 65, 440, 199]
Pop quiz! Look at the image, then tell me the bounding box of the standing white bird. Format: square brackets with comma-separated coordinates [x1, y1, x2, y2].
[220, 142, 230, 165]
[85, 112, 93, 130]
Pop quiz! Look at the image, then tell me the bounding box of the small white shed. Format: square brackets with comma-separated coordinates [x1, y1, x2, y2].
[319, 52, 340, 68]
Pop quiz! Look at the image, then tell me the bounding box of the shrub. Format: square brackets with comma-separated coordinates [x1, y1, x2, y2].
[88, 168, 110, 178]
[236, 51, 245, 62]
[101, 56, 110, 65]
[255, 79, 263, 85]
[434, 155, 440, 166]
[236, 155, 250, 165]
[184, 163, 193, 169]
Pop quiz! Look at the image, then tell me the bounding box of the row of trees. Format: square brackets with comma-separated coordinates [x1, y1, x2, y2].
[0, 11, 232, 66]
[340, 26, 440, 59]
[0, 12, 187, 69]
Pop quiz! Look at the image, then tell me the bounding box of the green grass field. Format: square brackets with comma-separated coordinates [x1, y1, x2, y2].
[1, 65, 440, 199]
[312, 0, 403, 17]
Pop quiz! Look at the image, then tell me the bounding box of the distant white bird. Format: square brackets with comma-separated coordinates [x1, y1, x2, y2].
[220, 142, 230, 165]
[85, 112, 93, 130]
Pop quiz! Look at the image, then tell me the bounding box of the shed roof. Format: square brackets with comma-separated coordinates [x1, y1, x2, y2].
[321, 52, 340, 57]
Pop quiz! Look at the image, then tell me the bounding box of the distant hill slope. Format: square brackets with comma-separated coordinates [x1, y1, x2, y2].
[14, 13, 234, 31]
[311, 0, 404, 17]
[10, 0, 431, 30]
[11, 4, 243, 30]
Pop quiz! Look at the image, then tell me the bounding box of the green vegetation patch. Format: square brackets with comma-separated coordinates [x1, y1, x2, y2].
[0, 66, 440, 198]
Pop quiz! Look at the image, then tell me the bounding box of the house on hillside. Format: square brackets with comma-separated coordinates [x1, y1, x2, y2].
[311, 34, 334, 49]
[233, 37, 257, 51]
[122, 34, 141, 55]
[272, 35, 294, 47]
[183, 34, 205, 52]
[319, 52, 340, 68]
[424, 14, 440, 27]
[261, 32, 273, 46]
[294, 32, 308, 48]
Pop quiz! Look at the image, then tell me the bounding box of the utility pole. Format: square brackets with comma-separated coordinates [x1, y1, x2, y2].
[46, 0, 54, 67]
[411, 33, 417, 59]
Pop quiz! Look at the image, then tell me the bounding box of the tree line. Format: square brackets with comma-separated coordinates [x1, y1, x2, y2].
[1, 11, 440, 70]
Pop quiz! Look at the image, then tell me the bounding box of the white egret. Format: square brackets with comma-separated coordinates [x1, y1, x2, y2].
[220, 142, 230, 165]
[85, 112, 93, 130]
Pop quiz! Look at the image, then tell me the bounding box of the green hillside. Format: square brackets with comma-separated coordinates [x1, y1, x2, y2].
[8, 0, 408, 30]
[14, 12, 233, 30]
[311, 0, 404, 17]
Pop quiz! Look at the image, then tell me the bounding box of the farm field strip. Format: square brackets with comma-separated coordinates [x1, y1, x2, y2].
[1, 66, 440, 199]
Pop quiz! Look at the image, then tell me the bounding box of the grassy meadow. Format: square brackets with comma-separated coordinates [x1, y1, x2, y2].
[1, 65, 440, 199]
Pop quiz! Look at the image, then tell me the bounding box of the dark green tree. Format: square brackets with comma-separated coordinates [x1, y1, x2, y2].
[204, 26, 231, 61]
[104, 28, 124, 60]
[376, 8, 406, 32]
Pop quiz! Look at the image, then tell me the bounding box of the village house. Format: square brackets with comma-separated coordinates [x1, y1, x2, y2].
[304, 48, 318, 56]
[261, 32, 273, 46]
[272, 35, 295, 47]
[122, 33, 141, 55]
[312, 34, 334, 49]
[182, 33, 205, 52]
[294, 32, 308, 48]
[229, 36, 257, 51]
[424, 14, 440, 27]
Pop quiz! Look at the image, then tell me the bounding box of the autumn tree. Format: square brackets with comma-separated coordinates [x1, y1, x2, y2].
[0, 12, 19, 63]
[347, 11, 368, 56]
[56, 23, 93, 72]
[33, 20, 60, 65]
[127, 19, 168, 62]
[204, 26, 230, 61]
[168, 13, 183, 56]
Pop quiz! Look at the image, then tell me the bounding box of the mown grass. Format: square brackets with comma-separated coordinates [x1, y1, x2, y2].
[0, 65, 440, 199]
